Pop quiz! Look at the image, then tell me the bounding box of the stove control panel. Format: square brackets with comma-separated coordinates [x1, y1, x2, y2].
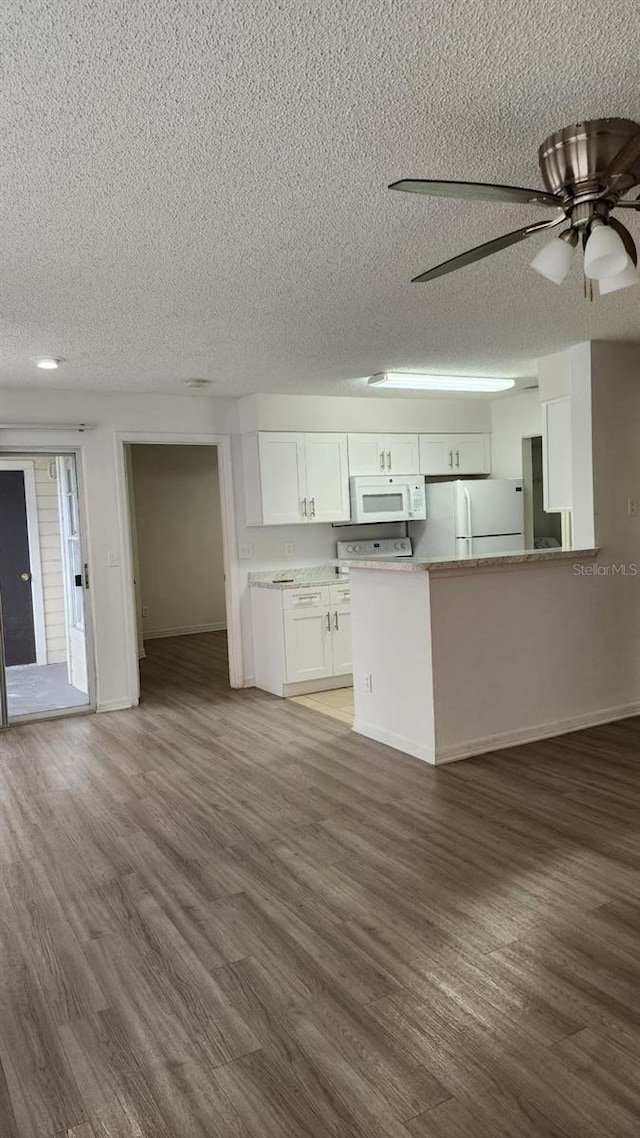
[336, 537, 412, 560]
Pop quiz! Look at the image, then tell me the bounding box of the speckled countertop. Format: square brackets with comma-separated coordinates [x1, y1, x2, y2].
[343, 548, 599, 573]
[249, 564, 346, 590]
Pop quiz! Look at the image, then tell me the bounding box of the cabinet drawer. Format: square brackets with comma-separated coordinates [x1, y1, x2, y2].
[282, 586, 330, 610]
[330, 582, 351, 606]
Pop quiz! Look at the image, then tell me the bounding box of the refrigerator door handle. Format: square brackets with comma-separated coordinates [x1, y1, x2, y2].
[463, 487, 473, 556]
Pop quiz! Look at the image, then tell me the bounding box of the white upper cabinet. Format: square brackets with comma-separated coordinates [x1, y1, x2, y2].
[419, 434, 491, 476]
[347, 434, 420, 476]
[255, 433, 307, 525]
[303, 434, 350, 522]
[243, 432, 350, 525]
[542, 398, 572, 512]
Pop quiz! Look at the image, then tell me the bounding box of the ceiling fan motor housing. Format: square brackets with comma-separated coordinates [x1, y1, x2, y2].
[539, 117, 640, 226]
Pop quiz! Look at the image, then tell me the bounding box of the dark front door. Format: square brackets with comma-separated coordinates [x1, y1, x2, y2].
[0, 470, 37, 666]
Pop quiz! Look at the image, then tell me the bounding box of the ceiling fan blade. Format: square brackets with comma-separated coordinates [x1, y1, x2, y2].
[411, 217, 564, 282]
[616, 197, 640, 209]
[604, 133, 640, 181]
[389, 179, 562, 207]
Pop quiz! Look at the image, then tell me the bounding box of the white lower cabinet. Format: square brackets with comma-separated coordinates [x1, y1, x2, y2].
[330, 605, 352, 676]
[252, 582, 352, 696]
[283, 608, 333, 683]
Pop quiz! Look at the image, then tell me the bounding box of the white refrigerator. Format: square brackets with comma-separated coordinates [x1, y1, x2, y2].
[412, 478, 526, 559]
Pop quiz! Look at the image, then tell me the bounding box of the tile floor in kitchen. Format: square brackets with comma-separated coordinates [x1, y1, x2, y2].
[290, 686, 354, 725]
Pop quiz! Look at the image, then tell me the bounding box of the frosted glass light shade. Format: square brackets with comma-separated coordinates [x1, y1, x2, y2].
[530, 237, 575, 284]
[583, 223, 630, 280]
[599, 261, 640, 294]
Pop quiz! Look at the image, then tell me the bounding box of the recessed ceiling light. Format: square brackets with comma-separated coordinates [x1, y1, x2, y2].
[368, 372, 515, 392]
[183, 378, 212, 389]
[35, 356, 63, 370]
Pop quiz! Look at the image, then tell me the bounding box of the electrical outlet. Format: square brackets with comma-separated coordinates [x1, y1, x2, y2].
[142, 606, 149, 618]
[628, 498, 638, 517]
[238, 543, 254, 560]
[364, 673, 373, 693]
[284, 541, 295, 557]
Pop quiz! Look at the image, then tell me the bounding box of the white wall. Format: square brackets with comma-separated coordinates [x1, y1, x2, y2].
[489, 390, 541, 478]
[125, 445, 145, 657]
[351, 566, 435, 761]
[238, 393, 492, 434]
[130, 444, 226, 638]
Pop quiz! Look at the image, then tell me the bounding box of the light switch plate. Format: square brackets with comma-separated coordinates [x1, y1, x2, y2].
[284, 541, 295, 557]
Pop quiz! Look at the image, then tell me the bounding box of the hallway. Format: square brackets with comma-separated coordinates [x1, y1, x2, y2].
[0, 633, 639, 1136]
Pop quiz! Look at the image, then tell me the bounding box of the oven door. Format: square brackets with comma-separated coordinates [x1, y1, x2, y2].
[352, 481, 411, 523]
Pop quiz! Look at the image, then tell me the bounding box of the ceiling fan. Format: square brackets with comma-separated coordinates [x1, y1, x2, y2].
[390, 117, 640, 295]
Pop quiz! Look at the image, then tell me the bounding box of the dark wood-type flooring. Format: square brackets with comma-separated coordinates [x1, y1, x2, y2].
[1, 631, 640, 1136]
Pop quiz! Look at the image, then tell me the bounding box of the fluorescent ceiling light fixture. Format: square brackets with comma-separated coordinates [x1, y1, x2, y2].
[369, 372, 515, 392]
[35, 356, 63, 369]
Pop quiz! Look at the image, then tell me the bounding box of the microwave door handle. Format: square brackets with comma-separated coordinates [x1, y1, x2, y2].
[463, 487, 473, 555]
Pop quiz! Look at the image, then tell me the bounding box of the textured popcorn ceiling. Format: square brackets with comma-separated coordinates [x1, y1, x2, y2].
[2, 0, 639, 396]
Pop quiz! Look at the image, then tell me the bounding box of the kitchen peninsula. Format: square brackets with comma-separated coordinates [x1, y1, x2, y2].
[348, 548, 600, 764]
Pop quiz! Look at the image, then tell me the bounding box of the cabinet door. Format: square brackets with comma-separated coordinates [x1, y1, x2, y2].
[284, 609, 333, 683]
[419, 435, 457, 475]
[385, 434, 419, 474]
[347, 434, 386, 476]
[453, 435, 491, 475]
[542, 398, 572, 511]
[258, 433, 307, 525]
[304, 434, 350, 523]
[330, 605, 352, 676]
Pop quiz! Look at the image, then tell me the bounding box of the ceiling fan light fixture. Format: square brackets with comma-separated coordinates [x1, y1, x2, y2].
[598, 261, 640, 295]
[368, 373, 515, 392]
[530, 229, 578, 284]
[583, 220, 631, 281]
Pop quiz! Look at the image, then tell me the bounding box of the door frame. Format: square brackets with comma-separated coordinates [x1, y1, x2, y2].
[0, 458, 47, 665]
[0, 446, 97, 726]
[114, 432, 243, 703]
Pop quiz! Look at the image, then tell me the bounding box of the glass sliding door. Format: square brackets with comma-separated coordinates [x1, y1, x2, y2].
[0, 452, 92, 725]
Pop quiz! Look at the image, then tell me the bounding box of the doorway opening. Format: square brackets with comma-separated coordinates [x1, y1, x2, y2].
[522, 436, 564, 549]
[0, 452, 92, 725]
[124, 443, 230, 702]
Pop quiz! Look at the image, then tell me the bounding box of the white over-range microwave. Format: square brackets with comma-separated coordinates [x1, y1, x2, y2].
[349, 475, 427, 524]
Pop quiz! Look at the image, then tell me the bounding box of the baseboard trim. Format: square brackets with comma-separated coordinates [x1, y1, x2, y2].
[434, 702, 640, 764]
[283, 675, 353, 697]
[353, 719, 436, 765]
[97, 698, 134, 713]
[144, 622, 227, 641]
